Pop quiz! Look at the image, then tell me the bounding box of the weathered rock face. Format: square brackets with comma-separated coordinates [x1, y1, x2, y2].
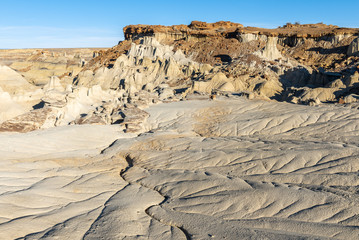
[43, 76, 65, 92]
[0, 78, 124, 132]
[5, 21, 359, 240]
[75, 37, 198, 93]
[123, 21, 244, 41]
[256, 37, 282, 60]
[124, 22, 358, 72]
[0, 107, 55, 133]
[75, 35, 288, 98]
[348, 37, 359, 56]
[3, 21, 359, 133]
[117, 21, 359, 104]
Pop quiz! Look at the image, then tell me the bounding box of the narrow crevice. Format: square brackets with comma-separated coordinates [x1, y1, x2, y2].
[144, 207, 192, 240]
[119, 154, 191, 239]
[100, 139, 118, 154]
[119, 154, 134, 178]
[178, 227, 191, 240]
[81, 186, 130, 240]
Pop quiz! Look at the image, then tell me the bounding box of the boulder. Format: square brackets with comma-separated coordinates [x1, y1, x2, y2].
[119, 105, 150, 133]
[41, 90, 67, 107]
[158, 87, 174, 100]
[299, 87, 337, 103]
[344, 94, 359, 103]
[325, 79, 345, 88]
[73, 113, 107, 125]
[0, 107, 55, 133]
[344, 72, 359, 87]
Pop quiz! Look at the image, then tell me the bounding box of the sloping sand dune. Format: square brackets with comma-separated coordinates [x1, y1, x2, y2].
[2, 98, 359, 239]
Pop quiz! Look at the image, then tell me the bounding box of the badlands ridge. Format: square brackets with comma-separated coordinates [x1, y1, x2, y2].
[1, 21, 359, 239]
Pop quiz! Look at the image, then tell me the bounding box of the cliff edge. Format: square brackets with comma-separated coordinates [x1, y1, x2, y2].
[78, 21, 359, 106]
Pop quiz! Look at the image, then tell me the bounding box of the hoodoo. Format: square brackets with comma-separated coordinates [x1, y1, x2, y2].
[1, 18, 359, 239]
[348, 37, 359, 56]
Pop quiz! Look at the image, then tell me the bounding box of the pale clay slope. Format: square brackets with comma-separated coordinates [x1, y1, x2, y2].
[0, 36, 342, 131]
[0, 66, 42, 122]
[0, 65, 35, 95]
[1, 98, 359, 239]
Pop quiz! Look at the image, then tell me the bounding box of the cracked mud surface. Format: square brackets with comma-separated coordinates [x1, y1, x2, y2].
[2, 98, 359, 239]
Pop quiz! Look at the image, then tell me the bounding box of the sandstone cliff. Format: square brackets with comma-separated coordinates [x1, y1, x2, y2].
[76, 21, 359, 105]
[4, 21, 359, 240]
[2, 21, 359, 133]
[123, 21, 359, 69]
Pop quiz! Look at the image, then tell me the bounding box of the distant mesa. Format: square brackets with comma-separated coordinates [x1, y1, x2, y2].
[124, 20, 359, 40]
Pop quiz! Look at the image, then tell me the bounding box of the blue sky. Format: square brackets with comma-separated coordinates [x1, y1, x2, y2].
[1, 0, 358, 49]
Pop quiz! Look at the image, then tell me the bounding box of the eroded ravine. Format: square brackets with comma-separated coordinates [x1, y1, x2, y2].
[76, 152, 187, 240]
[94, 99, 359, 239]
[120, 154, 189, 239]
[3, 99, 359, 239]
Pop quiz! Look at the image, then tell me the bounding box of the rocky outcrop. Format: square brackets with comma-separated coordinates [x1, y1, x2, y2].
[0, 66, 44, 123]
[0, 107, 55, 133]
[347, 37, 359, 56]
[76, 34, 292, 99]
[116, 21, 359, 104]
[75, 37, 198, 93]
[3, 21, 359, 133]
[124, 21, 359, 44]
[256, 37, 282, 60]
[236, 23, 358, 46]
[0, 80, 125, 132]
[123, 21, 244, 41]
[121, 21, 359, 71]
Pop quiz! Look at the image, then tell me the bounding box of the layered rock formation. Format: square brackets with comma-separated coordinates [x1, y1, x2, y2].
[75, 37, 193, 92]
[2, 21, 359, 240]
[256, 36, 283, 60]
[1, 21, 359, 133]
[74, 21, 358, 108]
[348, 37, 359, 56]
[123, 21, 244, 41]
[0, 48, 105, 86]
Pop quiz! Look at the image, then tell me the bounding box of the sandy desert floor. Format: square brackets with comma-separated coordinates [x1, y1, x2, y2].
[2, 97, 359, 239]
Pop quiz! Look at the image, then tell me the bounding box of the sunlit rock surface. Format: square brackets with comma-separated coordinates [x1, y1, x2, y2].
[2, 20, 359, 239]
[1, 98, 359, 239]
